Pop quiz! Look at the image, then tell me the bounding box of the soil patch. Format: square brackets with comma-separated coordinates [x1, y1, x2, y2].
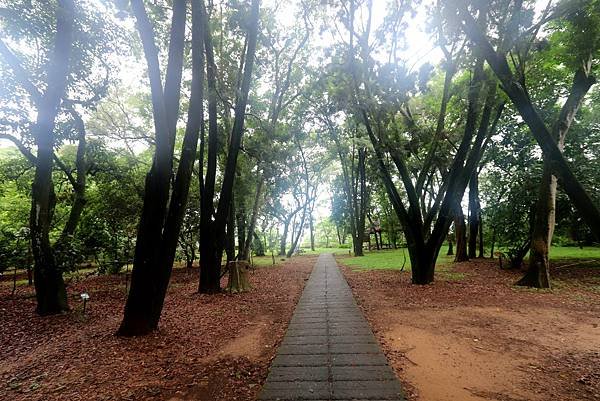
[0, 256, 315, 401]
[340, 257, 600, 401]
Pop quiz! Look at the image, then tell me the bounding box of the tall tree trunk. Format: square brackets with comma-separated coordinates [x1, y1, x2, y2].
[309, 214, 315, 251]
[236, 202, 247, 259]
[408, 242, 439, 285]
[519, 64, 595, 288]
[225, 197, 236, 262]
[241, 176, 264, 260]
[30, 0, 75, 315]
[198, 241, 221, 293]
[279, 218, 290, 256]
[478, 211, 484, 258]
[352, 230, 364, 257]
[118, 0, 186, 335]
[198, 0, 260, 293]
[150, 21, 205, 326]
[198, 0, 220, 293]
[454, 207, 469, 262]
[447, 239, 454, 255]
[351, 148, 368, 256]
[335, 224, 342, 245]
[518, 166, 554, 286]
[286, 208, 307, 258]
[57, 109, 87, 243]
[118, 0, 203, 335]
[468, 172, 480, 259]
[53, 108, 88, 271]
[510, 204, 536, 270]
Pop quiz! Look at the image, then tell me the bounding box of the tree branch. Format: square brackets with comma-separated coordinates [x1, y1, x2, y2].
[0, 39, 43, 104]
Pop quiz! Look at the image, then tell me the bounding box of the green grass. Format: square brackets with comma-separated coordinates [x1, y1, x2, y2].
[335, 245, 600, 272]
[336, 246, 455, 271]
[299, 247, 352, 256]
[437, 264, 467, 281]
[492, 245, 600, 261]
[0, 278, 30, 288]
[549, 246, 600, 260]
[251, 255, 285, 267]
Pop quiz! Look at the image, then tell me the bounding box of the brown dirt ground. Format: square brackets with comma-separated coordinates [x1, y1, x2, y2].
[340, 257, 600, 401]
[0, 256, 315, 401]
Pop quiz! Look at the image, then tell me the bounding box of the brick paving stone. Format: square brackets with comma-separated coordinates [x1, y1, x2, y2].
[329, 326, 374, 336]
[331, 381, 404, 400]
[330, 353, 389, 366]
[331, 366, 397, 381]
[286, 327, 329, 337]
[328, 335, 376, 344]
[258, 254, 405, 401]
[268, 366, 329, 382]
[272, 354, 329, 367]
[329, 343, 381, 354]
[282, 335, 329, 345]
[260, 381, 330, 400]
[278, 344, 329, 355]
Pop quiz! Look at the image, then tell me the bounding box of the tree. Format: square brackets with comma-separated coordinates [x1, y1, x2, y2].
[321, 0, 503, 283]
[118, 0, 206, 335]
[316, 218, 336, 248]
[519, 3, 599, 288]
[319, 111, 369, 256]
[233, 2, 312, 261]
[0, 149, 32, 279]
[285, 131, 321, 258]
[458, 1, 600, 243]
[330, 176, 351, 245]
[0, 0, 75, 314]
[0, 0, 118, 314]
[197, 0, 260, 293]
[77, 147, 145, 273]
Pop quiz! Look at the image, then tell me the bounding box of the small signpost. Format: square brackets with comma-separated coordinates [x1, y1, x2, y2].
[80, 292, 90, 315]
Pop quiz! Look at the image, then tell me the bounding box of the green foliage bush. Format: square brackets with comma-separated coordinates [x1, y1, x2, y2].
[0, 228, 29, 273]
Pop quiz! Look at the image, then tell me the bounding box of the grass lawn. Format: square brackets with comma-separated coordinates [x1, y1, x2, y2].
[251, 254, 285, 267]
[549, 246, 600, 260]
[337, 246, 454, 271]
[336, 245, 600, 271]
[300, 247, 352, 256]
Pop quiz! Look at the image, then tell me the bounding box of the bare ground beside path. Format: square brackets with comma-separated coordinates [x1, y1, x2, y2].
[0, 256, 315, 401]
[340, 257, 600, 401]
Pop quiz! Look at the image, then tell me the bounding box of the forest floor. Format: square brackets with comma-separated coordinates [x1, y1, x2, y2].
[0, 256, 315, 401]
[340, 256, 600, 401]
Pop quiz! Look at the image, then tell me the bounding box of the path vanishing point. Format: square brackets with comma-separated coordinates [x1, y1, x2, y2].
[258, 253, 405, 400]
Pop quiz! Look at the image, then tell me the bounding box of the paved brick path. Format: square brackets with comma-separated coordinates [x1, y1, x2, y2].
[258, 253, 405, 401]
